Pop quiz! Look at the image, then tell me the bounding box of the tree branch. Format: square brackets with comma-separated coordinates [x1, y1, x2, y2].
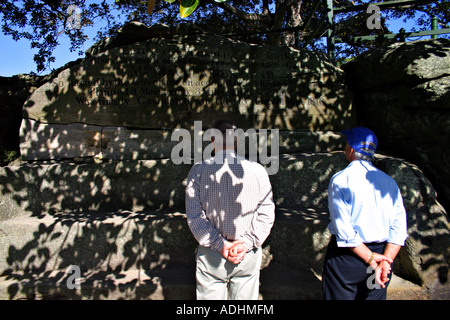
[270, 0, 302, 30]
[204, 0, 272, 26]
[262, 0, 270, 16]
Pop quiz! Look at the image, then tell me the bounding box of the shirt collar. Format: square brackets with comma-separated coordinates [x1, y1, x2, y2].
[214, 149, 238, 163]
[348, 159, 374, 169]
[215, 149, 237, 158]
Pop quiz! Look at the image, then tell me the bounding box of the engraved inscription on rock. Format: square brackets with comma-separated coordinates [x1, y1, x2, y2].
[22, 33, 353, 130]
[20, 28, 355, 160]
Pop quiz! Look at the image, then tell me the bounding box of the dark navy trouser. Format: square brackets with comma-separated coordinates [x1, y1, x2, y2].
[322, 236, 392, 300]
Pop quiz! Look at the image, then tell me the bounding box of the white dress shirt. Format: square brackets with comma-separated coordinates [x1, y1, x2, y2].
[327, 159, 408, 247]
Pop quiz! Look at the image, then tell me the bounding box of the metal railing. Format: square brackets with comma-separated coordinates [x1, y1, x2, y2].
[326, 0, 450, 62]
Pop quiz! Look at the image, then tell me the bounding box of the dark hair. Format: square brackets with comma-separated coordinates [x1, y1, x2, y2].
[212, 119, 238, 148]
[212, 119, 237, 133]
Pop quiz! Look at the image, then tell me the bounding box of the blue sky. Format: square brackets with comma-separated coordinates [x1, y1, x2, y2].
[0, 6, 437, 77]
[0, 22, 100, 77]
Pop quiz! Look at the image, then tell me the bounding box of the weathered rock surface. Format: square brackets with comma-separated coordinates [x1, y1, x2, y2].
[343, 38, 450, 213]
[0, 75, 46, 153]
[0, 153, 447, 299]
[375, 155, 449, 290]
[20, 22, 354, 162]
[20, 118, 344, 161]
[2, 23, 448, 301]
[0, 59, 84, 161]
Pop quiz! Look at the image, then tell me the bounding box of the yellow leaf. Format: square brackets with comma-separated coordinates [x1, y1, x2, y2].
[179, 0, 199, 19]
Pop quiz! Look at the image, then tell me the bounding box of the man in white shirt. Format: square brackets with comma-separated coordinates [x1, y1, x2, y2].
[185, 120, 275, 300]
[322, 127, 408, 300]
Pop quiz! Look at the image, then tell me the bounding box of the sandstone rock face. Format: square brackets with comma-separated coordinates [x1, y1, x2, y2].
[20, 22, 354, 161]
[4, 23, 448, 299]
[343, 38, 450, 212]
[0, 153, 447, 295]
[375, 155, 449, 289]
[20, 118, 344, 161]
[0, 75, 46, 153]
[0, 59, 83, 161]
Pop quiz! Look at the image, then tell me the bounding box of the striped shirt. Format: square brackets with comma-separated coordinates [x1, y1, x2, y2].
[185, 150, 275, 252]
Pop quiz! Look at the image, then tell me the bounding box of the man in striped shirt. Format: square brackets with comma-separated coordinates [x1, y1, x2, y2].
[185, 120, 275, 300]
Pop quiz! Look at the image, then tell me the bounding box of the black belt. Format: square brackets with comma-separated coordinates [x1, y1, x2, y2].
[364, 241, 387, 246]
[330, 235, 386, 247]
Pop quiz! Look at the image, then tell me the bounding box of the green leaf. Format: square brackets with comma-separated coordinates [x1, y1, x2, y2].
[180, 0, 199, 18]
[163, 0, 177, 3]
[214, 0, 229, 2]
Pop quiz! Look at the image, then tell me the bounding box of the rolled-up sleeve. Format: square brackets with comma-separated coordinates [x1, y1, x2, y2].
[388, 187, 408, 246]
[328, 179, 364, 247]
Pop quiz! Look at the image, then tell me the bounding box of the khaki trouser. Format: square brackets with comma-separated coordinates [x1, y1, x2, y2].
[195, 245, 262, 300]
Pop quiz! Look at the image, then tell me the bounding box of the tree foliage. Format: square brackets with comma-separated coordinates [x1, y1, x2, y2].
[1, 0, 448, 73]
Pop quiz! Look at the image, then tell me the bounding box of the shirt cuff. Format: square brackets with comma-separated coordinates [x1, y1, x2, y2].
[210, 236, 226, 252]
[388, 233, 407, 246]
[336, 233, 364, 248]
[242, 238, 254, 252]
